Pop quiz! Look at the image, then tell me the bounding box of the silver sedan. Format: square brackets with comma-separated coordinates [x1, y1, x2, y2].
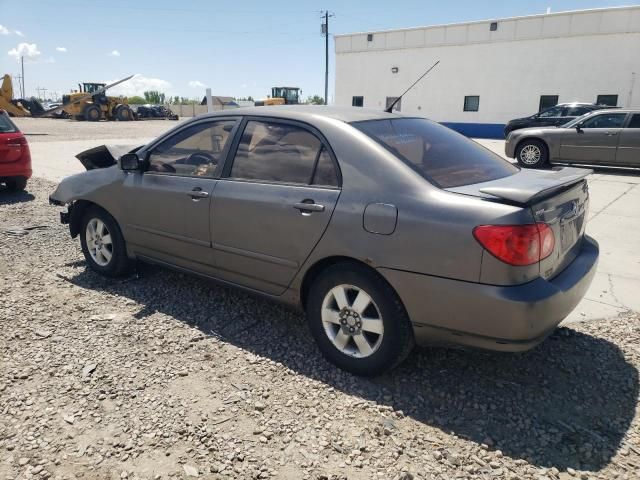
[506, 109, 640, 168]
[50, 106, 598, 375]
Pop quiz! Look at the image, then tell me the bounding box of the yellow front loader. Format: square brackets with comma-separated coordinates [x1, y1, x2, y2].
[0, 74, 31, 117]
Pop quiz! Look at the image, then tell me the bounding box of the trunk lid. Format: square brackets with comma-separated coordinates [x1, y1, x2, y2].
[448, 167, 591, 279]
[0, 132, 29, 163]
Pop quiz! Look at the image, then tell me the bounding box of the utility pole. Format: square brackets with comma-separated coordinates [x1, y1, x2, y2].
[21, 56, 25, 98]
[321, 11, 333, 105]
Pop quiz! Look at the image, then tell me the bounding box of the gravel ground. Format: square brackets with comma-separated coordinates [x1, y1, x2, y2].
[1, 178, 640, 480]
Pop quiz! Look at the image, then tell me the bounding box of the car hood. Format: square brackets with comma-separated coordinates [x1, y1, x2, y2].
[75, 144, 142, 170]
[509, 125, 563, 137]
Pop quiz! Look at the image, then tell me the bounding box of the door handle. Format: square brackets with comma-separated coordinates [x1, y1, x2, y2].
[604, 132, 618, 136]
[188, 187, 209, 199]
[293, 201, 325, 213]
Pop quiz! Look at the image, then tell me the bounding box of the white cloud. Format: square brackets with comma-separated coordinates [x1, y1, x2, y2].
[0, 25, 9, 35]
[107, 74, 172, 96]
[56, 46, 67, 52]
[188, 80, 206, 88]
[8, 42, 41, 61]
[108, 50, 120, 57]
[14, 30, 24, 37]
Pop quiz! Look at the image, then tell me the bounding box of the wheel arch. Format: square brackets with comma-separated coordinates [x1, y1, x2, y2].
[515, 136, 550, 157]
[69, 200, 116, 238]
[299, 256, 399, 311]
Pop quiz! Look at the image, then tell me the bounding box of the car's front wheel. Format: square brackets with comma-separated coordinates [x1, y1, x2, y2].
[516, 139, 549, 168]
[80, 207, 131, 277]
[307, 262, 414, 376]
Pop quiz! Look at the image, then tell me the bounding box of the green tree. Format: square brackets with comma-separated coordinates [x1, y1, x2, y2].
[143, 90, 166, 104]
[306, 95, 324, 105]
[127, 95, 146, 104]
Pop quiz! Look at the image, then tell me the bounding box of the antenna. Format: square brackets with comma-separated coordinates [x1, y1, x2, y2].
[385, 60, 440, 113]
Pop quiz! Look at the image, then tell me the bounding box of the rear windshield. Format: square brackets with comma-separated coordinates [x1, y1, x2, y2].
[353, 118, 518, 188]
[0, 113, 18, 133]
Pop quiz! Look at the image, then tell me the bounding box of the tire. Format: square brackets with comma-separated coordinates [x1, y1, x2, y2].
[516, 139, 549, 168]
[83, 104, 101, 122]
[115, 104, 133, 121]
[6, 177, 27, 191]
[79, 206, 131, 277]
[306, 262, 415, 376]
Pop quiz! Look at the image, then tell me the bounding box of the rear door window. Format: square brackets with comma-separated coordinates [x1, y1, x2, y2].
[229, 120, 339, 186]
[353, 118, 518, 189]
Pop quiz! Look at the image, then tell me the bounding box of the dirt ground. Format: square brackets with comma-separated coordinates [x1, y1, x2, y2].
[15, 117, 182, 143]
[1, 178, 640, 480]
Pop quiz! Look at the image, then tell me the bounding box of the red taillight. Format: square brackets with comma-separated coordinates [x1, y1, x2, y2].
[473, 223, 555, 266]
[0, 133, 30, 164]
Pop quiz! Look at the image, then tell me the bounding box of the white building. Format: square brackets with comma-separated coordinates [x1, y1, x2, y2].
[334, 6, 640, 138]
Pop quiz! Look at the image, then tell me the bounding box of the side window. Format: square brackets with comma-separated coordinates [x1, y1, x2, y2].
[596, 95, 618, 107]
[148, 120, 236, 177]
[581, 113, 627, 129]
[539, 106, 563, 118]
[352, 96, 364, 107]
[463, 96, 479, 112]
[230, 120, 338, 185]
[312, 149, 339, 187]
[627, 114, 640, 128]
[538, 95, 559, 112]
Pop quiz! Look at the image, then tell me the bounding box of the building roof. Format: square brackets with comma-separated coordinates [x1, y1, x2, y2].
[200, 95, 239, 106]
[335, 5, 640, 53]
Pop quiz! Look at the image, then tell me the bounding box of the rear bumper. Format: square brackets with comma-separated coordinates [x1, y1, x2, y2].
[0, 164, 32, 180]
[379, 235, 599, 352]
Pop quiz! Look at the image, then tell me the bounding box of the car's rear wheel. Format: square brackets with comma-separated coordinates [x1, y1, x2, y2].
[516, 139, 548, 168]
[306, 262, 414, 376]
[80, 207, 131, 277]
[5, 177, 27, 191]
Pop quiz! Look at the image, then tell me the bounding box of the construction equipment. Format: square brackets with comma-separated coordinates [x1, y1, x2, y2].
[255, 87, 301, 106]
[0, 74, 38, 117]
[57, 75, 134, 121]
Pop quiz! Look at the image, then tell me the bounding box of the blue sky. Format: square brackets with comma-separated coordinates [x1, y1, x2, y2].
[0, 0, 635, 101]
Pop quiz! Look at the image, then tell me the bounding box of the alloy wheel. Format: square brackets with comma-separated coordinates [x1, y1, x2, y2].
[321, 284, 384, 358]
[520, 144, 541, 165]
[85, 218, 113, 267]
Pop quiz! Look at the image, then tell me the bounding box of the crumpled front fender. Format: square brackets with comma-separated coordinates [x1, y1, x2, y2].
[49, 166, 125, 205]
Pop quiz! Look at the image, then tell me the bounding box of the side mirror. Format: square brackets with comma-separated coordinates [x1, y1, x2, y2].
[575, 124, 583, 133]
[120, 152, 143, 171]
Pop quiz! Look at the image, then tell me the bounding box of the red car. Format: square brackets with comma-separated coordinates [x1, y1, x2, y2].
[0, 110, 31, 191]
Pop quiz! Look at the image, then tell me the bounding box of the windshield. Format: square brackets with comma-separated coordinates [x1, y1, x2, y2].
[353, 118, 518, 188]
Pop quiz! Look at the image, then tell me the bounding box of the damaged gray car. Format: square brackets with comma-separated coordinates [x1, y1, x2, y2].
[50, 106, 599, 375]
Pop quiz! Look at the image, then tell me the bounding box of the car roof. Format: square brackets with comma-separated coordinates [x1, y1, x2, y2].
[193, 105, 403, 123]
[588, 108, 638, 114]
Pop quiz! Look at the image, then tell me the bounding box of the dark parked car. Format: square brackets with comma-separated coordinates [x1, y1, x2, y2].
[506, 109, 640, 168]
[50, 106, 598, 376]
[0, 109, 31, 191]
[504, 103, 606, 137]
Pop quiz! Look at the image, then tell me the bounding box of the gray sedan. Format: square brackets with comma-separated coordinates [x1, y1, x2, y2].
[506, 109, 640, 168]
[50, 106, 598, 375]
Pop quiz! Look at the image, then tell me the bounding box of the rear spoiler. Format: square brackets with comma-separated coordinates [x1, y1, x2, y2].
[479, 167, 592, 205]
